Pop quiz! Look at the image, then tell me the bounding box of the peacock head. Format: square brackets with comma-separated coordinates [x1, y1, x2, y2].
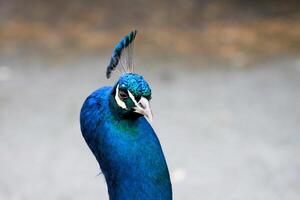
[106, 30, 153, 121]
[111, 73, 153, 121]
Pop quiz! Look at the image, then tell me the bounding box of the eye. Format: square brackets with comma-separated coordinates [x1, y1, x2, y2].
[118, 90, 128, 99]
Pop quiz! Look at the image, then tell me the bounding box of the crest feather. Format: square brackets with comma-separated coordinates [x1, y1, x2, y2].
[106, 30, 137, 79]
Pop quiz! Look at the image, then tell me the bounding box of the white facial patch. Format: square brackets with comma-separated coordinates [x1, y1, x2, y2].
[115, 84, 127, 110]
[128, 90, 140, 108]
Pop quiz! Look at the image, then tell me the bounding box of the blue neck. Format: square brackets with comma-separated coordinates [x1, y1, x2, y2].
[80, 87, 172, 200]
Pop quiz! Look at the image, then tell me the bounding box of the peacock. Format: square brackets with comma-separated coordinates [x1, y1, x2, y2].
[80, 30, 172, 200]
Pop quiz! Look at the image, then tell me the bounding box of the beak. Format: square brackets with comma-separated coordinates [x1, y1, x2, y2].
[134, 97, 153, 122]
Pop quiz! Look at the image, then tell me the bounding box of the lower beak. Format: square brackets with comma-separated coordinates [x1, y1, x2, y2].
[134, 97, 153, 122]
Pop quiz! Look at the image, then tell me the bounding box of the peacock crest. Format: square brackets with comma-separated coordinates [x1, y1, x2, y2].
[106, 30, 137, 79]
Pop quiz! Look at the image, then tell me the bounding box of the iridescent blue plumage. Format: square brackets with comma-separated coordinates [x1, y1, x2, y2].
[80, 31, 172, 200]
[119, 73, 151, 98]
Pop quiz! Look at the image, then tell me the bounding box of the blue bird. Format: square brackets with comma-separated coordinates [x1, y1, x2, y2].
[80, 30, 172, 200]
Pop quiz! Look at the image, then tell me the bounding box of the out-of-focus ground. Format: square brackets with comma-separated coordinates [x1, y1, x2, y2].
[0, 1, 300, 200]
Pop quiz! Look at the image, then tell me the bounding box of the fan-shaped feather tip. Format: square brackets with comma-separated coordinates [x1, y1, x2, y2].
[106, 30, 138, 79]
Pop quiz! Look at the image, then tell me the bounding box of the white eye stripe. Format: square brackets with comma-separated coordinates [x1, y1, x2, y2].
[115, 84, 127, 110]
[128, 90, 141, 109]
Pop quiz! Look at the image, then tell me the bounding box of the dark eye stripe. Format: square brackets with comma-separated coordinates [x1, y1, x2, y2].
[135, 96, 141, 102]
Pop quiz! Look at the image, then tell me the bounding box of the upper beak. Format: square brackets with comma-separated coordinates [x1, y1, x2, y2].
[134, 97, 153, 122]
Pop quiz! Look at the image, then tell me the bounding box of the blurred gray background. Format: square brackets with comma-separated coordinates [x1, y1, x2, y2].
[0, 0, 300, 199]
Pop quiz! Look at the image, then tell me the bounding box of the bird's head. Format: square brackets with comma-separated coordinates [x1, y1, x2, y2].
[110, 73, 152, 121]
[106, 30, 153, 121]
